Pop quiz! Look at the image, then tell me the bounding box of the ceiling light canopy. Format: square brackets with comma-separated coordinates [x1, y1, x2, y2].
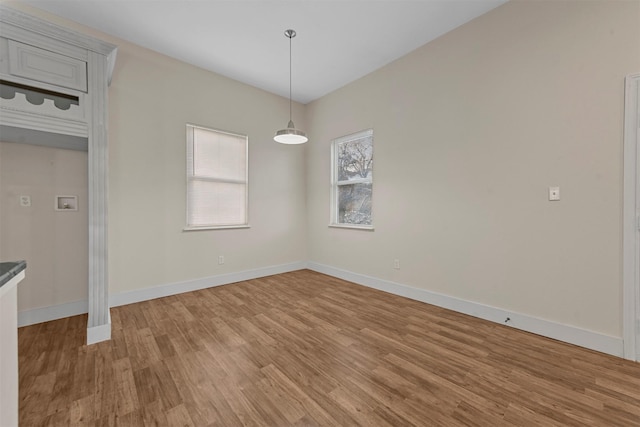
[274, 29, 307, 145]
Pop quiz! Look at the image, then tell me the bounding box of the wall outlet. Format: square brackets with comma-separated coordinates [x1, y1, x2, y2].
[218, 255, 224, 265]
[20, 195, 31, 207]
[393, 259, 400, 269]
[548, 186, 560, 201]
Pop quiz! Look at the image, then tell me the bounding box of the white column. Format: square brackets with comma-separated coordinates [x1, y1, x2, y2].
[86, 51, 111, 344]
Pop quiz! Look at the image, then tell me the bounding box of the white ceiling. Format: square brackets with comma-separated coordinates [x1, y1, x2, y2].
[21, 0, 506, 104]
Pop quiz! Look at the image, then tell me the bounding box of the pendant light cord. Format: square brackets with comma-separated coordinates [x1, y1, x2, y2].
[289, 31, 292, 123]
[274, 29, 307, 143]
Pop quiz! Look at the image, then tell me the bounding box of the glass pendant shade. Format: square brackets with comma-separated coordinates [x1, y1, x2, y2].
[274, 120, 308, 144]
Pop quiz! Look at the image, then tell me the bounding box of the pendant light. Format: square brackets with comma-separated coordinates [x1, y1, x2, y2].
[274, 29, 308, 144]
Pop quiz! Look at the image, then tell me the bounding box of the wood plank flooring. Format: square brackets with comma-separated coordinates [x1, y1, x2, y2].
[18, 270, 640, 426]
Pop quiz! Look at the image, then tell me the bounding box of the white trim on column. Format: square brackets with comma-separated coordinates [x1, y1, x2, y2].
[86, 50, 111, 343]
[623, 72, 640, 361]
[308, 262, 624, 358]
[87, 311, 111, 345]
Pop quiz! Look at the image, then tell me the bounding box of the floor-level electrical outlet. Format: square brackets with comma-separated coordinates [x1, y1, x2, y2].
[20, 195, 31, 207]
[393, 259, 400, 269]
[218, 256, 224, 265]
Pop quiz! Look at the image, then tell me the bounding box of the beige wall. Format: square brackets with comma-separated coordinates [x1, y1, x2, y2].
[3, 2, 308, 298]
[0, 142, 88, 311]
[107, 33, 307, 294]
[306, 0, 640, 338]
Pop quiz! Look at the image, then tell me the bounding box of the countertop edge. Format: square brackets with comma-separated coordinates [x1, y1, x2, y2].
[0, 261, 27, 288]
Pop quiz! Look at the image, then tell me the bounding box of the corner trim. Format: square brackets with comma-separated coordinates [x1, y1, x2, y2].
[308, 262, 624, 358]
[109, 261, 307, 307]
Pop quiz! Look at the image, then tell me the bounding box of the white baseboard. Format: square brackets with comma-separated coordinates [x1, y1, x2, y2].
[17, 262, 307, 328]
[18, 261, 622, 357]
[109, 261, 308, 307]
[18, 299, 87, 327]
[307, 262, 624, 358]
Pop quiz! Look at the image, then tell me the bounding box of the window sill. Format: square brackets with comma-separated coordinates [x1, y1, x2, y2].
[328, 224, 374, 231]
[183, 225, 250, 232]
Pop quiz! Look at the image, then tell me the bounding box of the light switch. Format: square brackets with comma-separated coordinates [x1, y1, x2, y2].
[19, 195, 31, 207]
[549, 187, 560, 201]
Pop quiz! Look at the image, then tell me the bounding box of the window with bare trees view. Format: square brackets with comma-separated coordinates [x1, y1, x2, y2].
[331, 129, 373, 228]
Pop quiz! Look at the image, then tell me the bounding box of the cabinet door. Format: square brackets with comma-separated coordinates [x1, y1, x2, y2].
[8, 40, 87, 92]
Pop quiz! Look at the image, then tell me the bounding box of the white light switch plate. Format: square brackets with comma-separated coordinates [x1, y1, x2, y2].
[549, 187, 560, 201]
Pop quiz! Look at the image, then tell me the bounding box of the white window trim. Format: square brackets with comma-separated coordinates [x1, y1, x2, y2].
[328, 224, 375, 231]
[184, 123, 249, 231]
[330, 128, 374, 230]
[183, 225, 251, 232]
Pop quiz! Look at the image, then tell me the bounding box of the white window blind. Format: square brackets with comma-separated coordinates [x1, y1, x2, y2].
[186, 124, 248, 229]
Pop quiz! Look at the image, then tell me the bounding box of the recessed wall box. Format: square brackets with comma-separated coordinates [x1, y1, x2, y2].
[55, 195, 77, 211]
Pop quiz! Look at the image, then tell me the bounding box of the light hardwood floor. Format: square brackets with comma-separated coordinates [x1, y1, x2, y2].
[18, 270, 640, 426]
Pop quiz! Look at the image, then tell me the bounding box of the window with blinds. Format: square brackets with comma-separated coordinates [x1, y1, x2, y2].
[186, 124, 248, 229]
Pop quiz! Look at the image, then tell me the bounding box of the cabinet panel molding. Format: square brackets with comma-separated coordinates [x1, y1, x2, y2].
[8, 40, 87, 92]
